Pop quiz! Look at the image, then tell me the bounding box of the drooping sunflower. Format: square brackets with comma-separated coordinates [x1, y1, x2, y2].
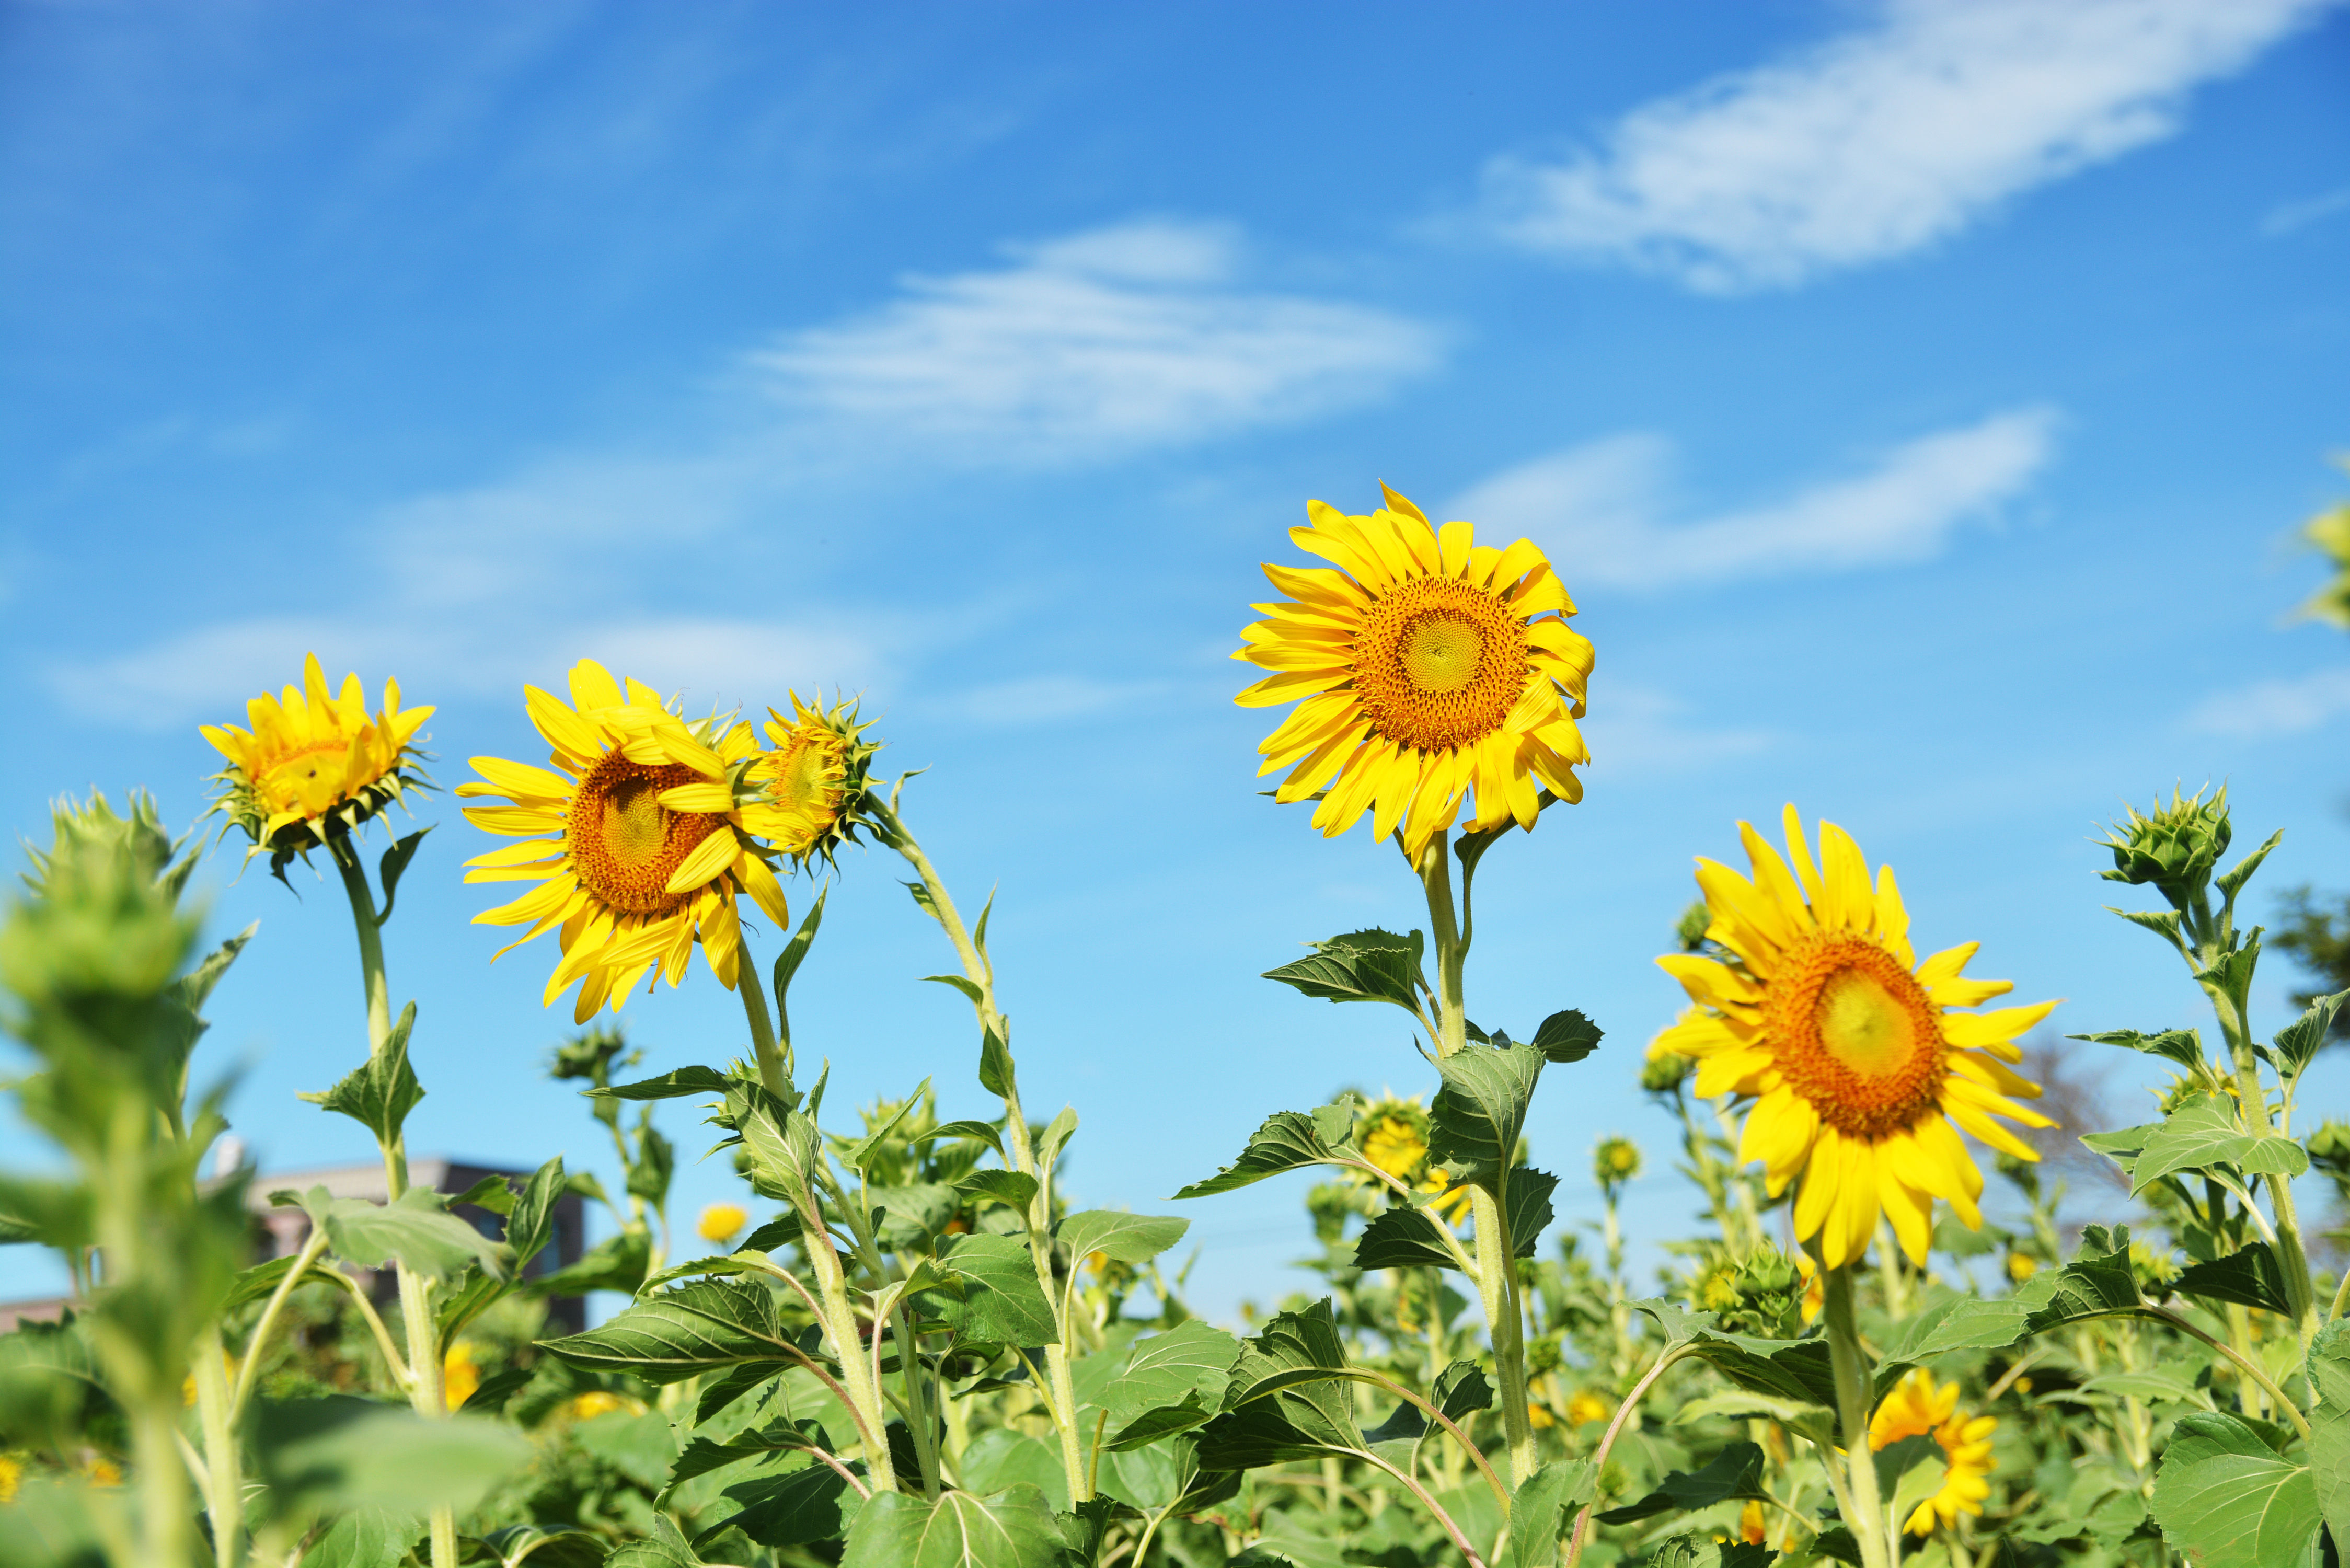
[1869, 1368, 1997, 1535]
[1236, 485, 1592, 857]
[740, 693, 882, 867]
[459, 660, 790, 1022]
[1651, 806, 2057, 1269]
[1354, 1094, 1473, 1226]
[201, 653, 433, 872]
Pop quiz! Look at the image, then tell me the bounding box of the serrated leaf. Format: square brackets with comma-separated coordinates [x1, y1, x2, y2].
[1100, 1320, 1242, 1448]
[2271, 989, 2346, 1085]
[955, 1170, 1038, 1210]
[1507, 1459, 1594, 1568]
[1530, 1009, 1603, 1063]
[978, 1027, 1016, 1099]
[2217, 828, 2284, 903]
[1427, 1042, 1545, 1193]
[2149, 1410, 2321, 1567]
[523, 1227, 649, 1298]
[301, 1002, 425, 1145]
[2127, 1094, 2308, 1193]
[926, 1119, 1007, 1158]
[539, 1277, 806, 1385]
[2071, 1028, 2205, 1070]
[2172, 1243, 2293, 1316]
[1352, 1207, 1461, 1272]
[2079, 1365, 2207, 1406]
[1630, 1301, 1840, 1408]
[1434, 1358, 1492, 1421]
[1195, 1301, 1362, 1469]
[840, 1485, 1070, 1568]
[470, 1525, 605, 1568]
[596, 1066, 730, 1102]
[607, 1515, 707, 1568]
[1058, 1211, 1189, 1267]
[1596, 1442, 1765, 1525]
[1262, 928, 1426, 1013]
[295, 1184, 508, 1284]
[1173, 1106, 1350, 1198]
[704, 1457, 856, 1550]
[918, 1233, 1058, 1347]
[740, 1214, 803, 1255]
[846, 1076, 931, 1164]
[377, 827, 432, 915]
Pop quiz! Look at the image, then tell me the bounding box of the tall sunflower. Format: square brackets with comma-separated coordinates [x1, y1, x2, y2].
[1652, 806, 2056, 1268]
[1869, 1368, 1998, 1535]
[741, 693, 881, 868]
[1235, 485, 1592, 856]
[459, 660, 790, 1023]
[201, 653, 433, 872]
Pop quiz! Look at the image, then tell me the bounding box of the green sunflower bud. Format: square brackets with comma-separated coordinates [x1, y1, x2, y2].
[2099, 787, 2231, 910]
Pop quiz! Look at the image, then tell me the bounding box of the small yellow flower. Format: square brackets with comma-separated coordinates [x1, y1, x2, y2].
[2006, 1251, 2039, 1283]
[1566, 1390, 1614, 1427]
[568, 1389, 646, 1422]
[0, 1453, 20, 1502]
[1738, 1500, 1768, 1546]
[1528, 1401, 1555, 1428]
[442, 1341, 480, 1412]
[1870, 1368, 1998, 1535]
[698, 1203, 749, 1246]
[85, 1457, 122, 1489]
[202, 653, 433, 875]
[1796, 1253, 1824, 1326]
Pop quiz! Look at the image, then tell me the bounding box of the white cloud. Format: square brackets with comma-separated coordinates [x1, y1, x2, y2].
[747, 219, 1447, 461]
[1449, 407, 2058, 591]
[2188, 667, 2350, 737]
[1477, 0, 2336, 291]
[2261, 184, 2350, 237]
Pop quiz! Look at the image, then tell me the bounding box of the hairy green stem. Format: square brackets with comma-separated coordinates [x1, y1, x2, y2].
[738, 963, 788, 1102]
[190, 1323, 243, 1568]
[1341, 1446, 1489, 1568]
[1823, 1263, 1893, 1568]
[231, 1228, 332, 1422]
[1563, 1343, 1694, 1568]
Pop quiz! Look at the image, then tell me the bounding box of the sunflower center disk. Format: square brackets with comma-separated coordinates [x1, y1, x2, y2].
[568, 754, 721, 916]
[1767, 936, 1946, 1140]
[1350, 577, 1529, 752]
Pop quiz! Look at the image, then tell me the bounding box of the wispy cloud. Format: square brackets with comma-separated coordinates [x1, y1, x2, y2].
[2261, 184, 2350, 237]
[747, 220, 1447, 462]
[2188, 667, 2350, 737]
[1476, 0, 2335, 291]
[941, 674, 1175, 728]
[1448, 408, 2058, 591]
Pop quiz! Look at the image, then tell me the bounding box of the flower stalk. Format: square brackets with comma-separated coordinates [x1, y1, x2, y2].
[1822, 1261, 1894, 1568]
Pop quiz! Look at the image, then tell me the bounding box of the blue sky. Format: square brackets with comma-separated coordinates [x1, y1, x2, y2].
[4, 0, 2348, 1316]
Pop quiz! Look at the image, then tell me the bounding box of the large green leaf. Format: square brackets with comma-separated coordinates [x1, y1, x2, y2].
[1596, 1442, 1765, 1525]
[1195, 1301, 1363, 1469]
[2071, 1028, 2205, 1071]
[1171, 1100, 1356, 1198]
[522, 1226, 649, 1298]
[275, 1185, 508, 1285]
[2308, 1322, 2350, 1556]
[918, 1232, 1058, 1347]
[2172, 1243, 2293, 1317]
[1262, 928, 1427, 1013]
[2129, 1094, 2309, 1193]
[1100, 1320, 1243, 1447]
[1529, 1009, 1603, 1064]
[1056, 1211, 1189, 1267]
[1427, 1042, 1545, 1192]
[539, 1278, 809, 1385]
[839, 1485, 1071, 1568]
[606, 1516, 708, 1567]
[2268, 988, 2346, 1085]
[2149, 1411, 2321, 1567]
[298, 1002, 424, 1146]
[1507, 1459, 1595, 1568]
[1633, 1302, 1839, 1409]
[596, 1066, 730, 1102]
[250, 1396, 531, 1521]
[705, 1458, 857, 1550]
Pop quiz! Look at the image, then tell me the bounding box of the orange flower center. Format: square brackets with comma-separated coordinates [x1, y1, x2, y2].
[1764, 935, 1945, 1139]
[1349, 577, 1528, 751]
[567, 753, 721, 916]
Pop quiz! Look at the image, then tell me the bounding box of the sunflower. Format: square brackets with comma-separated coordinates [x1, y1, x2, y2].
[1354, 1094, 1474, 1226]
[201, 653, 432, 872]
[741, 693, 881, 867]
[1235, 485, 1592, 857]
[459, 660, 790, 1023]
[697, 1202, 748, 1246]
[1869, 1368, 1997, 1535]
[1651, 806, 2056, 1269]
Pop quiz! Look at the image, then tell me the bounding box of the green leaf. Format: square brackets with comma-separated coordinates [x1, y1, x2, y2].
[1056, 1211, 1189, 1267]
[919, 1233, 1059, 1347]
[1507, 1459, 1595, 1568]
[840, 1485, 1072, 1568]
[977, 1025, 1017, 1100]
[2127, 1095, 2308, 1194]
[2307, 1322, 2350, 1553]
[740, 1215, 804, 1255]
[773, 885, 829, 1018]
[1262, 928, 1427, 1013]
[2172, 1243, 2293, 1316]
[705, 1459, 856, 1550]
[222, 1253, 341, 1314]
[1630, 1301, 1839, 1408]
[925, 973, 986, 1005]
[1427, 1041, 1545, 1193]
[285, 1184, 509, 1284]
[607, 1515, 709, 1568]
[596, 1066, 730, 1102]
[1037, 1106, 1078, 1170]
[1529, 1009, 1603, 1064]
[2271, 988, 2346, 1085]
[468, 1525, 606, 1568]
[2217, 828, 2284, 904]
[251, 1395, 531, 1521]
[927, 1119, 1007, 1158]
[539, 1277, 808, 1386]
[1195, 1301, 1363, 1469]
[1596, 1442, 1765, 1525]
[1172, 1104, 1352, 1199]
[2071, 1027, 2205, 1070]
[2079, 1365, 2208, 1406]
[299, 1002, 425, 1145]
[522, 1226, 649, 1298]
[1100, 1321, 1243, 1449]
[377, 827, 432, 918]
[848, 1081, 932, 1171]
[450, 1174, 516, 1216]
[1640, 1540, 1775, 1568]
[1434, 1359, 1492, 1422]
[664, 1416, 832, 1494]
[2150, 1410, 2321, 1567]
[457, 1366, 534, 1417]
[956, 1170, 1039, 1210]
[0, 1175, 94, 1250]
[1351, 1207, 1460, 1272]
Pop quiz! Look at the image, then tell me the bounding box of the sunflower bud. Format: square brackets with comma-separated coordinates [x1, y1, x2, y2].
[1640, 1043, 1695, 1094]
[2128, 1240, 2178, 1291]
[2099, 787, 2231, 910]
[1592, 1135, 1642, 1195]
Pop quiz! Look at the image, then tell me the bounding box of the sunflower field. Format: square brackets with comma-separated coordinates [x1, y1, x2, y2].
[2, 485, 2347, 1568]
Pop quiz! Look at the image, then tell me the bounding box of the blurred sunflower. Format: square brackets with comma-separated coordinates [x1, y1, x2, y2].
[698, 1202, 748, 1247]
[441, 1341, 480, 1412]
[743, 693, 881, 867]
[460, 660, 790, 1023]
[1354, 1094, 1473, 1226]
[1870, 1368, 1997, 1535]
[1235, 485, 1592, 857]
[202, 652, 432, 873]
[1652, 806, 2057, 1269]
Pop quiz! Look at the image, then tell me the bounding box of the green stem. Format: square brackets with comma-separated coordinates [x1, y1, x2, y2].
[329, 838, 394, 1058]
[1415, 831, 1536, 1486]
[191, 1323, 243, 1568]
[232, 1229, 332, 1422]
[737, 955, 788, 1102]
[1563, 1344, 1694, 1568]
[1823, 1263, 1893, 1568]
[1339, 1446, 1489, 1568]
